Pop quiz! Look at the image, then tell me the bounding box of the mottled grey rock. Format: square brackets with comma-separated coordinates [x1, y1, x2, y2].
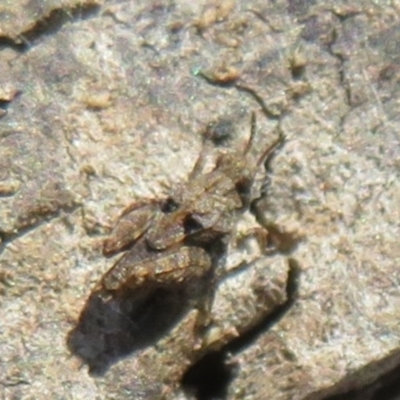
[1, 1, 400, 399]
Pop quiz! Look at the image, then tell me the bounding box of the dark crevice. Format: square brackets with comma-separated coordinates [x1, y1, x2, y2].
[299, 9, 353, 111]
[194, 70, 238, 89]
[234, 83, 283, 120]
[181, 258, 301, 399]
[372, 368, 400, 400]
[0, 36, 25, 52]
[320, 14, 353, 110]
[182, 352, 235, 400]
[245, 9, 284, 33]
[227, 257, 300, 353]
[328, 8, 362, 23]
[327, 34, 352, 107]
[324, 352, 400, 400]
[310, 13, 354, 136]
[0, 99, 15, 111]
[289, 60, 306, 81]
[195, 72, 283, 120]
[0, 3, 101, 53]
[373, 372, 400, 400]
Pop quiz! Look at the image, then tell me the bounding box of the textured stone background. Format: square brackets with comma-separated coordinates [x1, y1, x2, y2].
[1, 0, 400, 399]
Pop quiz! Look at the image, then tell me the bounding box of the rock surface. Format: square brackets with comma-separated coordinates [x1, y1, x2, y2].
[1, 0, 400, 399]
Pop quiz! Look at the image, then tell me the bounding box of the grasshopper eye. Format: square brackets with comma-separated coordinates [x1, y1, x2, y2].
[183, 214, 203, 235]
[235, 178, 251, 196]
[160, 197, 180, 213]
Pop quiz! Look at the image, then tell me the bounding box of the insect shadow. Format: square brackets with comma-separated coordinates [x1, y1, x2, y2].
[66, 280, 207, 375]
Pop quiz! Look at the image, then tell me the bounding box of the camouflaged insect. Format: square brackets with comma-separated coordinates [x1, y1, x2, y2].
[96, 113, 284, 303]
